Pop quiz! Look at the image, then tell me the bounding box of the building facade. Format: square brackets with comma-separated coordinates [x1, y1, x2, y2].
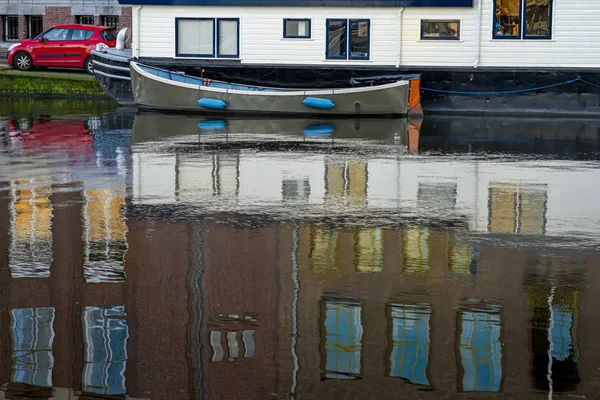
[0, 0, 131, 44]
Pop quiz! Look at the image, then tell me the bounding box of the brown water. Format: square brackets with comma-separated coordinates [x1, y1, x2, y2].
[0, 99, 599, 399]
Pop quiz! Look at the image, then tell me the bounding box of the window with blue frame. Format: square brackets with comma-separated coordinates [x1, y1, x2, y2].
[11, 307, 55, 388]
[284, 19, 311, 38]
[326, 19, 370, 60]
[176, 18, 239, 58]
[82, 306, 128, 395]
[322, 300, 362, 379]
[494, 0, 552, 39]
[458, 305, 502, 392]
[388, 304, 431, 386]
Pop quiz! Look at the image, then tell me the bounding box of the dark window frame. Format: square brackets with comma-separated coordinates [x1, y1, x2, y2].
[175, 17, 240, 59]
[420, 19, 461, 40]
[326, 19, 370, 61]
[26, 15, 44, 39]
[493, 0, 553, 40]
[3, 15, 19, 41]
[76, 15, 95, 25]
[100, 15, 119, 29]
[283, 18, 311, 39]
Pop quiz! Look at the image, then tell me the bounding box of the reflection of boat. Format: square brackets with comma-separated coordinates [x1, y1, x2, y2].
[130, 62, 409, 116]
[131, 112, 409, 145]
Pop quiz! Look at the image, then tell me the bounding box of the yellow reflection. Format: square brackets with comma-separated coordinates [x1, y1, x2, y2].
[326, 165, 344, 197]
[354, 228, 383, 273]
[309, 226, 338, 272]
[10, 180, 53, 278]
[488, 184, 516, 234]
[519, 189, 547, 235]
[84, 188, 127, 283]
[347, 163, 367, 204]
[447, 230, 471, 275]
[401, 226, 429, 274]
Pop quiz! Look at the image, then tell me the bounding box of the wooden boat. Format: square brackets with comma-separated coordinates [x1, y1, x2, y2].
[130, 61, 409, 116]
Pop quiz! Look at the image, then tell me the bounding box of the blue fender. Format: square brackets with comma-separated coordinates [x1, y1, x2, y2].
[302, 97, 335, 110]
[303, 124, 334, 137]
[198, 120, 228, 131]
[198, 98, 228, 110]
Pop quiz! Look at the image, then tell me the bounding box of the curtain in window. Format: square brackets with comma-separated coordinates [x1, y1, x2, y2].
[327, 20, 346, 58]
[218, 20, 238, 57]
[178, 20, 213, 55]
[350, 21, 368, 58]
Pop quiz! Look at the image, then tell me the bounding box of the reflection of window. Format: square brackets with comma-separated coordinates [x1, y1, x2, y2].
[494, 0, 552, 39]
[323, 300, 362, 380]
[528, 286, 579, 392]
[418, 181, 457, 212]
[282, 179, 310, 202]
[325, 159, 367, 206]
[83, 188, 127, 283]
[458, 303, 502, 392]
[401, 226, 429, 274]
[447, 228, 473, 275]
[309, 226, 338, 271]
[83, 306, 128, 395]
[11, 307, 55, 387]
[488, 183, 547, 235]
[354, 228, 383, 273]
[421, 20, 460, 40]
[388, 304, 430, 386]
[10, 180, 53, 279]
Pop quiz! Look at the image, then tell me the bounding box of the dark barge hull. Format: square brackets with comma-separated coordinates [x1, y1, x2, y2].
[92, 54, 600, 117]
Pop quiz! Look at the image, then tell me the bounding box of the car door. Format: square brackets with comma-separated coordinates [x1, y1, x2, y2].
[31, 28, 70, 67]
[64, 29, 94, 68]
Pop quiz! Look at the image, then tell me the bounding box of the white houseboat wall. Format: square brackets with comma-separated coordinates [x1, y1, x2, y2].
[101, 0, 600, 116]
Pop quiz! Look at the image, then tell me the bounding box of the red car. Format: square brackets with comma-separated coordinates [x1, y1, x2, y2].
[6, 24, 117, 74]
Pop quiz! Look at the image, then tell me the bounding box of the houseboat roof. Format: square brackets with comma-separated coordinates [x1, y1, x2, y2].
[117, 0, 472, 7]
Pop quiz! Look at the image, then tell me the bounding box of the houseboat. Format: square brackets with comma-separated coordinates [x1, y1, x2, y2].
[93, 0, 600, 116]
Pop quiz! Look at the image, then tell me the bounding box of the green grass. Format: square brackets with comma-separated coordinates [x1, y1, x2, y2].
[0, 68, 107, 97]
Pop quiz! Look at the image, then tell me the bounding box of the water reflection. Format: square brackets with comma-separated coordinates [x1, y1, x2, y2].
[0, 103, 599, 399]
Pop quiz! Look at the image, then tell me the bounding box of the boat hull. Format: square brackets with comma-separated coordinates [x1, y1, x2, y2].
[130, 62, 409, 116]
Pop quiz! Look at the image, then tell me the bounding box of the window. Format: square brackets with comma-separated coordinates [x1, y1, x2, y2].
[26, 16, 43, 39]
[83, 306, 128, 395]
[101, 15, 119, 29]
[76, 15, 95, 25]
[309, 226, 338, 271]
[388, 304, 431, 386]
[326, 19, 370, 60]
[101, 28, 117, 41]
[353, 228, 383, 273]
[494, 0, 552, 39]
[11, 307, 55, 387]
[3, 15, 18, 41]
[284, 18, 311, 38]
[400, 226, 429, 274]
[44, 28, 69, 41]
[71, 29, 94, 41]
[322, 300, 362, 379]
[176, 18, 239, 58]
[458, 303, 502, 392]
[421, 20, 460, 40]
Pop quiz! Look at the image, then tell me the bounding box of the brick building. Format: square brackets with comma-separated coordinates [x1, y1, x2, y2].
[0, 0, 131, 45]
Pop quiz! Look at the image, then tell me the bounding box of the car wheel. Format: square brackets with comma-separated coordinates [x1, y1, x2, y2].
[84, 57, 94, 75]
[13, 52, 33, 71]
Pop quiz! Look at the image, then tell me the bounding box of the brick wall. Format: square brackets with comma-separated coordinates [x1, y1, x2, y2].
[17, 15, 27, 40]
[119, 7, 132, 45]
[43, 7, 73, 31]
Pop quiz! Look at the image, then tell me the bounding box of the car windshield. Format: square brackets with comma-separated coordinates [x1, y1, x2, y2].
[101, 29, 117, 41]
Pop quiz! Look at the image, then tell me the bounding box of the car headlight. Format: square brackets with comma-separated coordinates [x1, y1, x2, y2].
[7, 43, 20, 52]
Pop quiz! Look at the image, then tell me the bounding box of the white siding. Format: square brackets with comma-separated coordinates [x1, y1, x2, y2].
[136, 0, 600, 68]
[138, 6, 400, 66]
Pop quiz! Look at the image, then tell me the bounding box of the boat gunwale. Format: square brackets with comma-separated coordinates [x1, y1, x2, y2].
[131, 61, 409, 97]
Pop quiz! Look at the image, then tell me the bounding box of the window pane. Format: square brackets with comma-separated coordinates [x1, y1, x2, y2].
[101, 15, 119, 29]
[177, 19, 214, 56]
[285, 19, 309, 37]
[218, 19, 238, 57]
[495, 0, 521, 37]
[101, 29, 117, 41]
[28, 16, 43, 39]
[4, 16, 18, 41]
[71, 29, 93, 40]
[327, 20, 346, 58]
[350, 20, 368, 59]
[44, 28, 69, 41]
[525, 0, 551, 37]
[421, 20, 460, 40]
[77, 15, 94, 25]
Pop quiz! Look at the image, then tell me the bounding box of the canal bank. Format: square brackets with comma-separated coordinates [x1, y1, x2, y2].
[0, 66, 109, 99]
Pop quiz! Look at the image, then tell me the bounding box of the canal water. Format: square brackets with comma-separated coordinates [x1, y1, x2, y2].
[0, 98, 599, 399]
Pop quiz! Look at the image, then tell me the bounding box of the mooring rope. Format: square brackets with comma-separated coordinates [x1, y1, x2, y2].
[420, 77, 594, 95]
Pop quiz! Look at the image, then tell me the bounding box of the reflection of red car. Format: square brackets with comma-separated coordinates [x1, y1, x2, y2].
[6, 24, 117, 74]
[7, 118, 93, 156]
